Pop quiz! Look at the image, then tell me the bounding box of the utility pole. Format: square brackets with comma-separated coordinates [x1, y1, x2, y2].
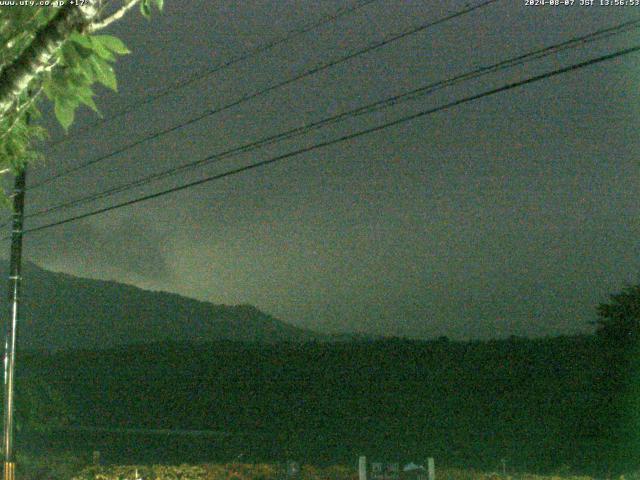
[2, 137, 28, 480]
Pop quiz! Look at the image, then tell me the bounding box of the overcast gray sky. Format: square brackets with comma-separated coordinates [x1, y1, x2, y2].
[10, 0, 640, 340]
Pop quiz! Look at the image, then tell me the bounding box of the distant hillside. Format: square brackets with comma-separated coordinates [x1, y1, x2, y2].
[0, 261, 325, 350]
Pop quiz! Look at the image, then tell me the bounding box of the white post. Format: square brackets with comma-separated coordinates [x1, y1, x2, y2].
[427, 458, 435, 480]
[359, 456, 367, 480]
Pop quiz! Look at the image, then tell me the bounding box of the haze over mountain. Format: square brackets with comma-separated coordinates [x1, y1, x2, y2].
[0, 261, 326, 351]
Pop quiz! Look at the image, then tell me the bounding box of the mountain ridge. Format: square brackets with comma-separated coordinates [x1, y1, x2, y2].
[0, 260, 328, 351]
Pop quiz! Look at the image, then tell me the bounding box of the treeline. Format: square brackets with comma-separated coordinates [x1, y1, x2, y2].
[14, 335, 638, 475]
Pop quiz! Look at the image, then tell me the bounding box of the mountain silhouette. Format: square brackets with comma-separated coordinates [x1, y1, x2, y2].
[0, 261, 324, 351]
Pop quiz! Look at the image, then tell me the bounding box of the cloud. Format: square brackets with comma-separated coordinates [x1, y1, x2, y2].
[24, 212, 173, 285]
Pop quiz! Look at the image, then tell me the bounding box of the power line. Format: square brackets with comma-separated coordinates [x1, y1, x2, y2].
[20, 17, 640, 222]
[15, 44, 640, 239]
[31, 0, 499, 190]
[44, 0, 381, 149]
[383, 16, 640, 110]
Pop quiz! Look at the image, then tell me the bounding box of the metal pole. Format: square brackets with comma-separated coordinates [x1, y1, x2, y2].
[3, 164, 26, 480]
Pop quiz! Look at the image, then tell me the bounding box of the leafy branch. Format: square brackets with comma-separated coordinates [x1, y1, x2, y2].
[0, 0, 163, 193]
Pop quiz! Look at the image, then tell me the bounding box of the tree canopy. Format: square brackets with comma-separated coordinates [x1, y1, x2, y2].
[595, 284, 640, 347]
[0, 0, 162, 200]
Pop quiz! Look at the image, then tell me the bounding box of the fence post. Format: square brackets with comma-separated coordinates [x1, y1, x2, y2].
[427, 458, 435, 480]
[359, 456, 367, 480]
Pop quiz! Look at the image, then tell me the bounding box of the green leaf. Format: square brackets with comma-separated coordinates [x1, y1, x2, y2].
[153, 0, 164, 11]
[89, 56, 118, 91]
[100, 65, 117, 91]
[72, 43, 94, 59]
[42, 78, 55, 100]
[0, 189, 10, 211]
[65, 69, 88, 89]
[60, 42, 81, 67]
[42, 74, 68, 100]
[69, 32, 93, 50]
[140, 0, 151, 18]
[54, 98, 76, 131]
[74, 57, 97, 83]
[88, 39, 115, 62]
[4, 136, 18, 158]
[91, 35, 130, 55]
[75, 85, 100, 114]
[78, 95, 99, 114]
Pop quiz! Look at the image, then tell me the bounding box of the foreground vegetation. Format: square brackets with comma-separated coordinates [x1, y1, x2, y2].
[10, 283, 640, 476]
[14, 334, 638, 476]
[65, 463, 600, 480]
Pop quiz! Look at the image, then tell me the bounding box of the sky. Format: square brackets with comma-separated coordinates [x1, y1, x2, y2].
[6, 0, 640, 340]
